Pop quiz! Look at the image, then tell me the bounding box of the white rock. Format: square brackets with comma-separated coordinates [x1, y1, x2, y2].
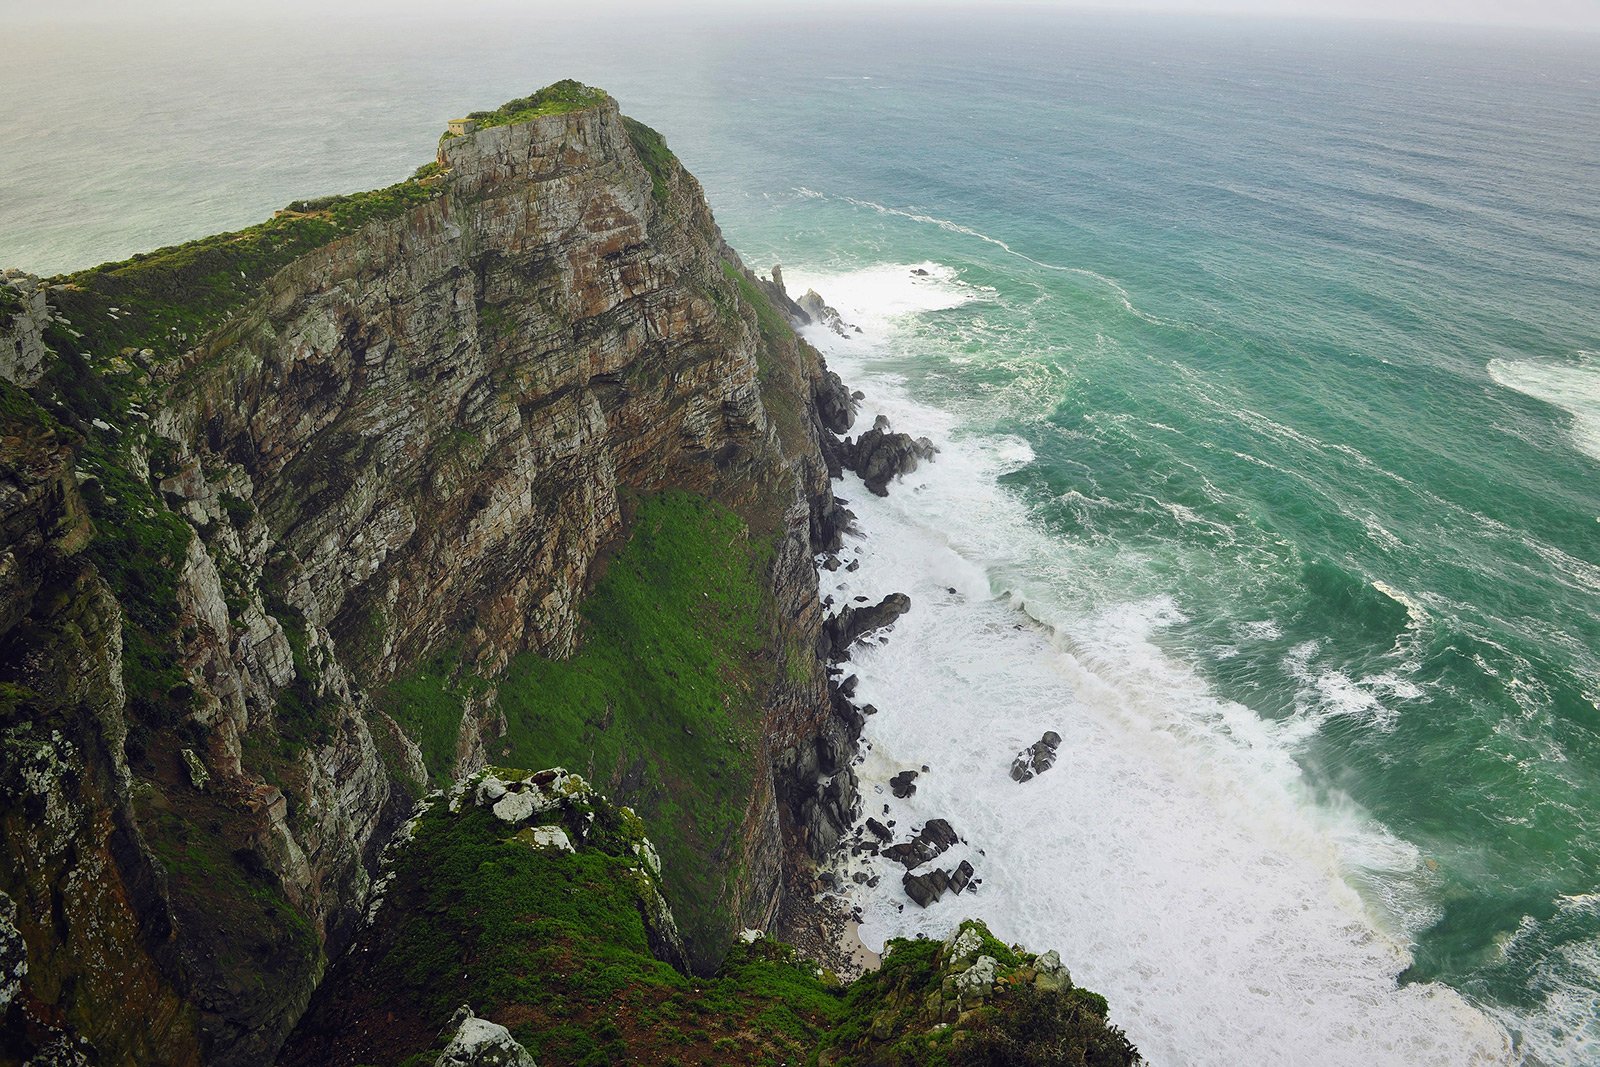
[434, 1005, 537, 1067]
[633, 837, 661, 877]
[955, 954, 998, 999]
[527, 826, 572, 852]
[491, 791, 538, 823]
[947, 925, 983, 964]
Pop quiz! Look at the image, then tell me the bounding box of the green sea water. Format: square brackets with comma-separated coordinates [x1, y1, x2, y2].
[710, 18, 1600, 1061]
[2, 6, 1597, 1063]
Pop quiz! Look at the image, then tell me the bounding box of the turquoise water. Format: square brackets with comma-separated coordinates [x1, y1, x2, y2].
[4, 8, 1598, 1062]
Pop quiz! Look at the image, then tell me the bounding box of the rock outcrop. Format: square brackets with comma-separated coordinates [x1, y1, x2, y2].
[811, 919, 1139, 1065]
[839, 415, 938, 496]
[433, 1007, 538, 1067]
[1011, 730, 1063, 783]
[823, 592, 912, 660]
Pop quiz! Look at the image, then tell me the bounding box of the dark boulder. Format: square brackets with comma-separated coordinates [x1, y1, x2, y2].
[810, 495, 856, 553]
[950, 859, 975, 894]
[889, 769, 918, 798]
[864, 817, 893, 841]
[920, 818, 958, 851]
[1010, 730, 1063, 783]
[903, 868, 951, 908]
[882, 840, 928, 867]
[839, 415, 939, 496]
[812, 368, 857, 435]
[881, 817, 960, 869]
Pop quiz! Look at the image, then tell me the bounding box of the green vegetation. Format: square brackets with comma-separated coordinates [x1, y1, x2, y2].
[494, 490, 775, 960]
[814, 920, 1140, 1066]
[722, 261, 789, 348]
[293, 775, 843, 1067]
[0, 281, 22, 318]
[136, 787, 320, 996]
[217, 491, 254, 526]
[459, 80, 610, 134]
[623, 116, 676, 206]
[291, 780, 1136, 1067]
[720, 260, 808, 454]
[372, 650, 488, 788]
[48, 178, 442, 367]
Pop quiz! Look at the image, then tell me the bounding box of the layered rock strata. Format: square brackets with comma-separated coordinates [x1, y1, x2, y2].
[0, 87, 855, 1063]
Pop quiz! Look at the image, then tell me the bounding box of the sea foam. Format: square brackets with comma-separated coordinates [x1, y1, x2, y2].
[786, 262, 1516, 1066]
[1488, 355, 1600, 467]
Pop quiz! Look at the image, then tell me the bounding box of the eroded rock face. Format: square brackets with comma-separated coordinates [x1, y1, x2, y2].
[0, 272, 54, 387]
[0, 93, 845, 1062]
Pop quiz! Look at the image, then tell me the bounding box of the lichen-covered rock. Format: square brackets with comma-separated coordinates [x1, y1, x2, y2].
[0, 271, 56, 386]
[0, 889, 25, 1010]
[434, 1005, 538, 1067]
[955, 954, 999, 1001]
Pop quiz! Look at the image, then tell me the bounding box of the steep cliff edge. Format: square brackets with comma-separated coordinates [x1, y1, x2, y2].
[0, 83, 858, 1065]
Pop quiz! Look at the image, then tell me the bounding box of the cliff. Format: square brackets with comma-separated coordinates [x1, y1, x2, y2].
[0, 82, 859, 1065]
[0, 81, 1134, 1067]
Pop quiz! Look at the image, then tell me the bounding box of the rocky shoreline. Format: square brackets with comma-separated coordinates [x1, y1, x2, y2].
[764, 267, 997, 971]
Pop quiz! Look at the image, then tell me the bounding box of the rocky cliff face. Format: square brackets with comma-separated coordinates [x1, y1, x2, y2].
[0, 86, 858, 1065]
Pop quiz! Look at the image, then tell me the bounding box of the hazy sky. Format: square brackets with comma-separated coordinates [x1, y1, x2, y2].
[10, 0, 1600, 32]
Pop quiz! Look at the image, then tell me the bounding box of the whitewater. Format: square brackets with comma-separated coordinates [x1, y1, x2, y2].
[790, 262, 1516, 1065]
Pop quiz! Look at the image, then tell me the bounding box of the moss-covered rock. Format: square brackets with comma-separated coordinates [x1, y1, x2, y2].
[815, 920, 1141, 1067]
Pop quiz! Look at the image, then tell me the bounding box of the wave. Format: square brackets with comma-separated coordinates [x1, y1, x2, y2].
[780, 260, 1517, 1066]
[1487, 355, 1600, 466]
[791, 186, 1169, 326]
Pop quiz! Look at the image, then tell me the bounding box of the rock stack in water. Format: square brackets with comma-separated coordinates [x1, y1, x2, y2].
[1011, 731, 1063, 783]
[838, 415, 939, 496]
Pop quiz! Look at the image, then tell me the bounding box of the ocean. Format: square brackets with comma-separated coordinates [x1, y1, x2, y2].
[4, 5, 1598, 1063]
